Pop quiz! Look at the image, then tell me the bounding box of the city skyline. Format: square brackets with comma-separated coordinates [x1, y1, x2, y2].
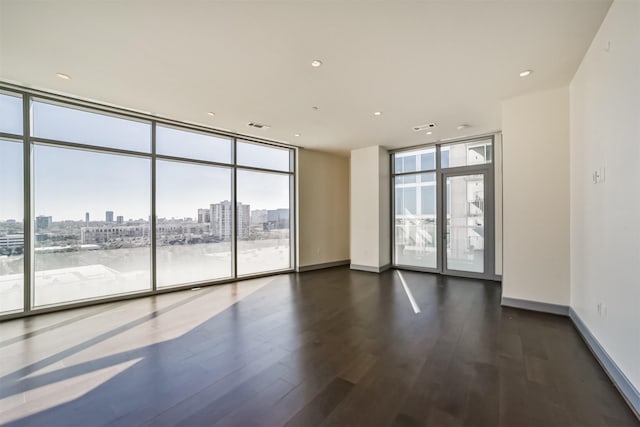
[0, 150, 291, 222]
[1, 203, 291, 225]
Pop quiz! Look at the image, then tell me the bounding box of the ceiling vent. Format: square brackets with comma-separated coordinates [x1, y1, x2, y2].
[247, 122, 270, 129]
[412, 123, 437, 132]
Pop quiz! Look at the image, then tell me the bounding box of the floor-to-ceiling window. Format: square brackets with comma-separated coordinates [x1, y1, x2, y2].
[393, 146, 438, 269]
[31, 100, 153, 307]
[392, 137, 495, 279]
[155, 126, 234, 288]
[236, 141, 294, 276]
[0, 92, 24, 314]
[0, 85, 295, 318]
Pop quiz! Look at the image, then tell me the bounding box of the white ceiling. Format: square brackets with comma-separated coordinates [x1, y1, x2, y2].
[0, 0, 611, 154]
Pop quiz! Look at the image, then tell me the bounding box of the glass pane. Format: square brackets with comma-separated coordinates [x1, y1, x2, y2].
[441, 139, 492, 168]
[33, 145, 151, 307]
[446, 174, 484, 273]
[0, 139, 24, 313]
[393, 147, 436, 173]
[156, 160, 232, 287]
[0, 92, 23, 135]
[32, 100, 151, 152]
[156, 126, 231, 163]
[237, 141, 291, 172]
[237, 170, 291, 275]
[394, 173, 436, 269]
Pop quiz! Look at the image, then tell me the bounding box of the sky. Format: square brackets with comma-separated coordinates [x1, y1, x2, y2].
[0, 94, 291, 222]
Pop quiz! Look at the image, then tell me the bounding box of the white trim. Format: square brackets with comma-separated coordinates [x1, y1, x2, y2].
[350, 264, 391, 273]
[501, 297, 569, 316]
[296, 260, 350, 273]
[570, 308, 640, 419]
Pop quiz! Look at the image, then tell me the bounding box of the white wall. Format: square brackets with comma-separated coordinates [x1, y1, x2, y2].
[378, 147, 391, 267]
[494, 133, 503, 276]
[570, 0, 640, 391]
[297, 149, 350, 268]
[502, 87, 570, 305]
[350, 145, 390, 270]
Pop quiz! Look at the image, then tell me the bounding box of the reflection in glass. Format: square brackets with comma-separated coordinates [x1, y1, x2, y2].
[33, 145, 151, 307]
[237, 141, 291, 172]
[0, 140, 24, 313]
[394, 173, 437, 269]
[156, 160, 232, 287]
[394, 147, 435, 174]
[156, 126, 232, 163]
[0, 92, 23, 135]
[441, 139, 492, 168]
[32, 100, 151, 152]
[445, 174, 484, 273]
[237, 170, 291, 275]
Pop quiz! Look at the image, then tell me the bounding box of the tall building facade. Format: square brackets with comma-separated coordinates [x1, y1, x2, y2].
[105, 211, 114, 223]
[209, 201, 250, 240]
[35, 216, 52, 230]
[237, 203, 250, 239]
[197, 208, 211, 224]
[266, 209, 289, 230]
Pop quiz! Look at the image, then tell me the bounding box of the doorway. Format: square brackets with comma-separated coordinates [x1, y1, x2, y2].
[392, 137, 496, 280]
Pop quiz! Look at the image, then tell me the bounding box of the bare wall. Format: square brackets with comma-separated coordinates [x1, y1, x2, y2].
[502, 87, 571, 305]
[297, 149, 350, 268]
[570, 0, 640, 392]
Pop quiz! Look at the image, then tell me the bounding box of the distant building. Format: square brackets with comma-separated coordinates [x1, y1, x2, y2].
[209, 201, 250, 240]
[6, 219, 16, 224]
[238, 203, 250, 239]
[250, 209, 267, 225]
[210, 201, 232, 241]
[0, 234, 24, 248]
[156, 222, 211, 244]
[197, 208, 210, 224]
[105, 211, 114, 223]
[81, 224, 149, 244]
[85, 212, 90, 226]
[36, 215, 52, 230]
[116, 216, 124, 225]
[267, 209, 289, 230]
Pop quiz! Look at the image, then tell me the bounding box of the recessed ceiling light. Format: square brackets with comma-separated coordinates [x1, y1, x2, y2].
[207, 112, 215, 117]
[311, 60, 323, 68]
[312, 106, 319, 110]
[56, 73, 71, 80]
[519, 69, 533, 77]
[426, 131, 433, 135]
[374, 111, 382, 116]
[294, 133, 301, 137]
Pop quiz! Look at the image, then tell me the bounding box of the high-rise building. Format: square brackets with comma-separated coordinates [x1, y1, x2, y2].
[105, 211, 114, 223]
[197, 208, 211, 224]
[267, 208, 289, 229]
[85, 212, 90, 225]
[210, 201, 232, 241]
[210, 201, 250, 240]
[238, 203, 250, 239]
[116, 215, 124, 225]
[35, 215, 52, 230]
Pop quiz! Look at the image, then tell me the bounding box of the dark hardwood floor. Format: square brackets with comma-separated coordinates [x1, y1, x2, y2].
[0, 267, 637, 426]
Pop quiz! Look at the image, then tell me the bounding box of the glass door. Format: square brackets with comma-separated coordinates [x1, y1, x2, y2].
[442, 171, 488, 276]
[391, 136, 496, 280]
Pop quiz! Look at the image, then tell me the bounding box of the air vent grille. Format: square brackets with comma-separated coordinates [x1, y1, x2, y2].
[247, 122, 270, 129]
[412, 123, 437, 132]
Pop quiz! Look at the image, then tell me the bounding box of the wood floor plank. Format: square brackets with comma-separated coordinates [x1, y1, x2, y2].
[0, 267, 637, 427]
